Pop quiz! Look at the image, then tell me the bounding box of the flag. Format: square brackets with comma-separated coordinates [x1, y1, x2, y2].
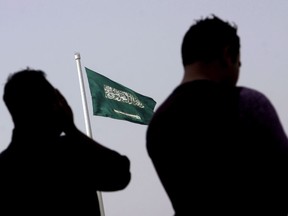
[85, 67, 157, 125]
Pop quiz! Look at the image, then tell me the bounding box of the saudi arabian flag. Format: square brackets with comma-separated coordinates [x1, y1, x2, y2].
[85, 67, 157, 125]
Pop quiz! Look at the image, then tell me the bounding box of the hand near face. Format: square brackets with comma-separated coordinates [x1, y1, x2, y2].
[53, 89, 77, 135]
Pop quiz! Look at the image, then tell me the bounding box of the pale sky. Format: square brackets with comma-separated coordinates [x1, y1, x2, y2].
[1, 1, 288, 215]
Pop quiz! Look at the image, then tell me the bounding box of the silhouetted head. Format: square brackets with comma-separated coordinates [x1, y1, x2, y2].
[182, 14, 240, 66]
[181, 15, 241, 85]
[3, 68, 62, 135]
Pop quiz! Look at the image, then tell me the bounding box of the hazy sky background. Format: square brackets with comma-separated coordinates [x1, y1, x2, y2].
[1, 1, 288, 215]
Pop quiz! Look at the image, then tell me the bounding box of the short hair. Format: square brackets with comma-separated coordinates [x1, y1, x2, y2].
[3, 68, 57, 123]
[181, 15, 240, 66]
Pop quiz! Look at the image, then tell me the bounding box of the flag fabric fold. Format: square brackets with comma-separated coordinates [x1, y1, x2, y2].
[85, 67, 156, 125]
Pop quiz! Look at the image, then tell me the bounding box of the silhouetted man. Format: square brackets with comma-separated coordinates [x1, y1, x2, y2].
[146, 15, 288, 215]
[0, 68, 131, 215]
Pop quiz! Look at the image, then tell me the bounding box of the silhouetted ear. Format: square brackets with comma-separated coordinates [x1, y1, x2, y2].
[222, 46, 234, 67]
[218, 46, 229, 67]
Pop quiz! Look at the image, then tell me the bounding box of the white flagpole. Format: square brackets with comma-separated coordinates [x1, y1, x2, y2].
[74, 52, 105, 216]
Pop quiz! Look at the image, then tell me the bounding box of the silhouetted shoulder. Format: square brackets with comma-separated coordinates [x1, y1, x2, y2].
[237, 86, 278, 115]
[238, 86, 271, 102]
[237, 86, 288, 149]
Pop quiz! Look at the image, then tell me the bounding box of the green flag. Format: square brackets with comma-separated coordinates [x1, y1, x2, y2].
[85, 67, 157, 125]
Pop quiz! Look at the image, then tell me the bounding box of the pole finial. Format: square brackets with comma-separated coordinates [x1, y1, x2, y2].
[74, 52, 81, 60]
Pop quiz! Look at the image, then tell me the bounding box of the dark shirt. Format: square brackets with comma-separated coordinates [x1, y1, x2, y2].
[0, 129, 131, 215]
[146, 80, 288, 215]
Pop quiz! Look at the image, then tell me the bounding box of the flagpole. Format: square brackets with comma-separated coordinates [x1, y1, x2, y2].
[74, 52, 105, 216]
